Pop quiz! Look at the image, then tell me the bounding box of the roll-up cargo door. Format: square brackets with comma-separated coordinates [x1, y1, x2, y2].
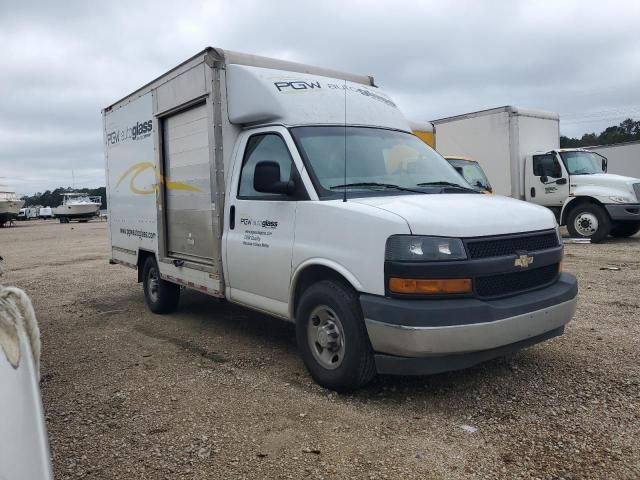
[163, 104, 215, 262]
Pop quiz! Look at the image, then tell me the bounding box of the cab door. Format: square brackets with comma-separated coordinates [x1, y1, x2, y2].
[525, 152, 569, 207]
[224, 127, 308, 317]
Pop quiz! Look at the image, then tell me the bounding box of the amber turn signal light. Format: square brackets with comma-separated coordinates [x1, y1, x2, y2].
[388, 277, 472, 295]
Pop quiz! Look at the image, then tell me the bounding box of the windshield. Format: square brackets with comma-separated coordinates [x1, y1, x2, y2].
[446, 159, 491, 192]
[290, 126, 472, 198]
[559, 151, 604, 175]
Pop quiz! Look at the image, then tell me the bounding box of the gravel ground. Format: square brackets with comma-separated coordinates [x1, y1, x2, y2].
[1, 220, 639, 479]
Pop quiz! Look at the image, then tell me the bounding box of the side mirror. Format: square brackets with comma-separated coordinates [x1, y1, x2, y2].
[540, 175, 549, 183]
[556, 178, 567, 185]
[253, 161, 295, 195]
[602, 158, 607, 173]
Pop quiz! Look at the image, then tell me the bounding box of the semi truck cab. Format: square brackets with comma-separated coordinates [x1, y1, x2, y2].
[524, 148, 640, 241]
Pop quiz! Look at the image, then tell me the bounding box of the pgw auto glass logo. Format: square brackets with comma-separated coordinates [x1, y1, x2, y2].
[273, 80, 322, 92]
[106, 119, 152, 145]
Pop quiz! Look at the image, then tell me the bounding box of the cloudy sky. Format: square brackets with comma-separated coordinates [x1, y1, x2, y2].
[1, 0, 639, 194]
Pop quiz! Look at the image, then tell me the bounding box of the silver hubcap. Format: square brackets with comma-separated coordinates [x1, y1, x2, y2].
[574, 212, 598, 236]
[307, 305, 345, 370]
[148, 267, 159, 302]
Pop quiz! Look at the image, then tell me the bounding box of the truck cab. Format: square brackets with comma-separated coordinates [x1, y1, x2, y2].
[444, 156, 493, 193]
[104, 49, 578, 391]
[524, 148, 640, 242]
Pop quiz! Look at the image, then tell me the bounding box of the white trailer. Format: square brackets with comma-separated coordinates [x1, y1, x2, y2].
[433, 106, 640, 242]
[104, 49, 577, 390]
[586, 140, 640, 178]
[38, 206, 54, 219]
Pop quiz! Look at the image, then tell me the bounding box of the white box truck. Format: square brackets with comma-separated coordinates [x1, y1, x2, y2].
[433, 106, 640, 242]
[103, 49, 577, 391]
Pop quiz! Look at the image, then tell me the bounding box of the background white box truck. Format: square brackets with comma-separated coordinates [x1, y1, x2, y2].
[104, 49, 577, 390]
[586, 140, 640, 178]
[433, 106, 640, 242]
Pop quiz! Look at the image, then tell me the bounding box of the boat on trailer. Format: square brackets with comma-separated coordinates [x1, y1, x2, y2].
[53, 193, 101, 223]
[0, 186, 24, 227]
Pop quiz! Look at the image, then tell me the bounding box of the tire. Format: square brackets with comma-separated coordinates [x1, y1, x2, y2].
[610, 222, 640, 238]
[142, 256, 180, 314]
[296, 280, 376, 392]
[566, 204, 611, 243]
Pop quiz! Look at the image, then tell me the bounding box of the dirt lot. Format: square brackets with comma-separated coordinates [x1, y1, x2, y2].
[1, 220, 639, 479]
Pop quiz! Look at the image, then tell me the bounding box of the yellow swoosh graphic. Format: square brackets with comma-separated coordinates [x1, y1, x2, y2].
[116, 162, 201, 195]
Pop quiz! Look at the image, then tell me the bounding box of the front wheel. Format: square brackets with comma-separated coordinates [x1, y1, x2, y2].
[610, 222, 640, 238]
[296, 280, 376, 392]
[566, 204, 611, 243]
[142, 256, 180, 314]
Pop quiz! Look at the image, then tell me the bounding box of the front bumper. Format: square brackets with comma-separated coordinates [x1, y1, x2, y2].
[604, 203, 640, 221]
[361, 273, 578, 375]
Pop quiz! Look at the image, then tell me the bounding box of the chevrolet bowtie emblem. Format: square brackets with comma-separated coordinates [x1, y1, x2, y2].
[514, 253, 534, 268]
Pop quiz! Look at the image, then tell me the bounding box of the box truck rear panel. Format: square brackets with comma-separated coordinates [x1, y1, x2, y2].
[513, 112, 560, 198]
[104, 91, 158, 267]
[433, 109, 514, 197]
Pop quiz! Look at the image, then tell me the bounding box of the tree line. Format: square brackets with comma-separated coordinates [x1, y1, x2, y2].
[561, 118, 640, 148]
[21, 187, 107, 209]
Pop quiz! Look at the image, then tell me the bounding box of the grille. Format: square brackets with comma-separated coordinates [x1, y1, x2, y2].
[634, 183, 640, 202]
[465, 231, 558, 259]
[475, 263, 559, 298]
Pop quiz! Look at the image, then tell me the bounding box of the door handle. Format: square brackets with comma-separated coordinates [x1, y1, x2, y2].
[531, 187, 536, 198]
[229, 205, 235, 230]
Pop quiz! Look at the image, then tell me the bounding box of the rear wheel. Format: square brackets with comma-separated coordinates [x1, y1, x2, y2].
[610, 222, 640, 238]
[142, 256, 180, 314]
[296, 280, 375, 391]
[566, 204, 611, 243]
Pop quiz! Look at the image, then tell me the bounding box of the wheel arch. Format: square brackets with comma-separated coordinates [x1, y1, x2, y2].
[289, 260, 363, 320]
[560, 196, 607, 225]
[136, 249, 157, 283]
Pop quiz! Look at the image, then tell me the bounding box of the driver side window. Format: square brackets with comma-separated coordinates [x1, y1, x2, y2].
[532, 154, 562, 178]
[238, 133, 294, 200]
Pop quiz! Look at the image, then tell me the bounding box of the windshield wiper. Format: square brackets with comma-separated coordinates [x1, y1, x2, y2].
[329, 182, 426, 194]
[415, 181, 479, 193]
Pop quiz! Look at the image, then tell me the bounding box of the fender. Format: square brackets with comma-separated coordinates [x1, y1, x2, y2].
[560, 196, 605, 225]
[289, 258, 364, 319]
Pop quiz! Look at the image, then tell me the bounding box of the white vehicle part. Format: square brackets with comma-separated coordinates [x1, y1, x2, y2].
[292, 200, 411, 300]
[352, 193, 556, 238]
[0, 286, 52, 480]
[0, 287, 41, 378]
[223, 127, 311, 316]
[225, 64, 410, 132]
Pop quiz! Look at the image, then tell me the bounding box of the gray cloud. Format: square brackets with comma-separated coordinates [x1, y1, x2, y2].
[1, 0, 639, 194]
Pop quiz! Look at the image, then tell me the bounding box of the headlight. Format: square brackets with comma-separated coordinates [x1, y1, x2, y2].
[608, 195, 633, 203]
[385, 235, 467, 261]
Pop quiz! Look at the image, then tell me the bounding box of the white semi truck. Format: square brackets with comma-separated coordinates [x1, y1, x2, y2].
[103, 49, 577, 390]
[432, 106, 640, 242]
